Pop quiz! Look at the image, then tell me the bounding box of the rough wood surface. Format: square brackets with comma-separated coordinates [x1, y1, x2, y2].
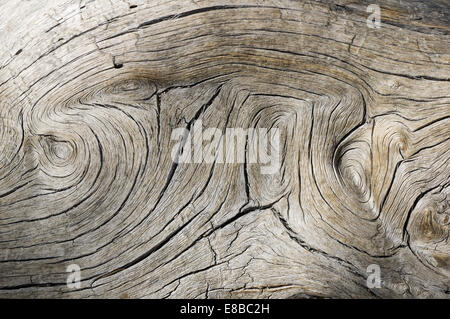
[0, 0, 449, 298]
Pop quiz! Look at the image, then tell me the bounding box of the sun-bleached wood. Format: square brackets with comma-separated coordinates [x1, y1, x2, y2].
[0, 0, 448, 298]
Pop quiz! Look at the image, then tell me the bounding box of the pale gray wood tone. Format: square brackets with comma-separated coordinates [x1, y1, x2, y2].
[0, 0, 448, 298]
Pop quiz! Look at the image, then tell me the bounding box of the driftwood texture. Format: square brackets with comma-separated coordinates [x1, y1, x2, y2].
[0, 0, 449, 298]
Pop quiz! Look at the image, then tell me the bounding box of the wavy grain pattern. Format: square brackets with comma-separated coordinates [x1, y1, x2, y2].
[0, 0, 449, 298]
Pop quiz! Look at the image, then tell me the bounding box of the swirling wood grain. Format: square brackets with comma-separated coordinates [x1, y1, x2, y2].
[0, 0, 448, 298]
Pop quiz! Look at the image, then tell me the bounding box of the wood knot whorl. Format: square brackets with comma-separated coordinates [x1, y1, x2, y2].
[407, 191, 450, 276]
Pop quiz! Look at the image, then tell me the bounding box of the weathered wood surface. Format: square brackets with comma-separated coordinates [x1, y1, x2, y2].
[0, 0, 449, 298]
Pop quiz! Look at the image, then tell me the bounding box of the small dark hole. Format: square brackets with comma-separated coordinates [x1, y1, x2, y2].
[114, 63, 124, 69]
[15, 49, 23, 56]
[129, 5, 137, 9]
